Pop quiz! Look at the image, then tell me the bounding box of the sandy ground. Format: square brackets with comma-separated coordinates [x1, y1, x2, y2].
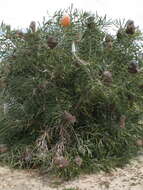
[0, 154, 143, 190]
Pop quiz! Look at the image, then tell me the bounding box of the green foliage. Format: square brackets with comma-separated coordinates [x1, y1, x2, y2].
[0, 6, 143, 179]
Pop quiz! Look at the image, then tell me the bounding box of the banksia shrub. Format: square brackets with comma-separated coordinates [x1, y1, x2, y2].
[0, 6, 143, 178]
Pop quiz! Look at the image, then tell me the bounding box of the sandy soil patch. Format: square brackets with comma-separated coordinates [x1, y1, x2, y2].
[0, 154, 143, 190]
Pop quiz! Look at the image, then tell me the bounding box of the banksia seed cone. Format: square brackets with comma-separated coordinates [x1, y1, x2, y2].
[125, 20, 135, 35]
[136, 139, 143, 147]
[128, 60, 139, 73]
[0, 79, 7, 88]
[29, 21, 36, 32]
[0, 144, 8, 153]
[75, 32, 82, 43]
[37, 81, 48, 89]
[16, 30, 24, 38]
[47, 36, 58, 49]
[117, 28, 125, 39]
[21, 150, 33, 162]
[87, 16, 95, 29]
[64, 111, 76, 124]
[104, 35, 113, 50]
[74, 156, 83, 167]
[105, 35, 113, 43]
[106, 41, 113, 50]
[109, 103, 116, 112]
[119, 115, 126, 128]
[103, 71, 112, 85]
[53, 156, 69, 168]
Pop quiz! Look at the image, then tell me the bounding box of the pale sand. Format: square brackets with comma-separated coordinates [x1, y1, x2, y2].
[0, 154, 143, 190]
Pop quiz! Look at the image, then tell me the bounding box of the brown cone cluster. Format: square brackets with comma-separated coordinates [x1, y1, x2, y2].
[102, 71, 112, 85]
[128, 60, 139, 73]
[29, 21, 36, 33]
[0, 144, 8, 153]
[136, 139, 143, 147]
[64, 111, 76, 124]
[125, 20, 135, 35]
[119, 115, 126, 128]
[87, 16, 96, 29]
[47, 36, 58, 49]
[21, 149, 33, 162]
[74, 156, 83, 166]
[53, 156, 69, 168]
[117, 28, 125, 39]
[117, 20, 135, 39]
[0, 78, 7, 88]
[105, 35, 113, 50]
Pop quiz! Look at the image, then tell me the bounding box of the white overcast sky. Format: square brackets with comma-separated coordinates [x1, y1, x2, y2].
[0, 0, 143, 31]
